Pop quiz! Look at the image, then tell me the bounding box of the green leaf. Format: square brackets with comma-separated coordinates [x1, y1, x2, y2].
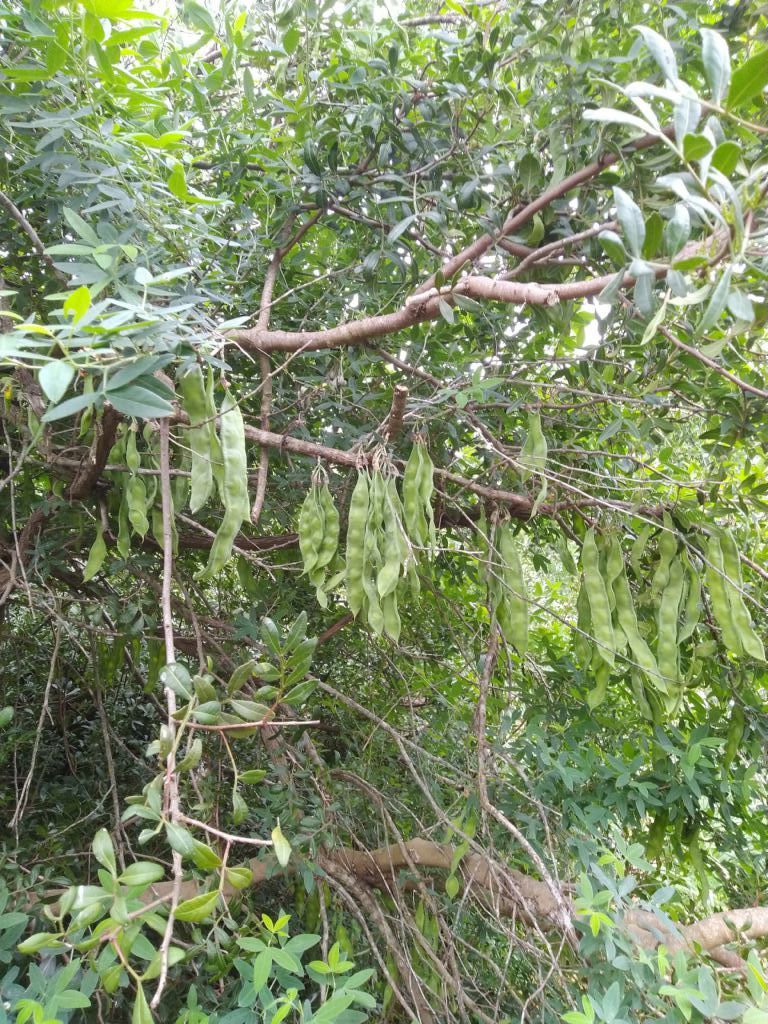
[635, 26, 678, 82]
[107, 385, 173, 419]
[38, 361, 75, 404]
[270, 946, 302, 973]
[63, 286, 92, 322]
[17, 932, 67, 954]
[518, 152, 540, 192]
[55, 991, 91, 1010]
[159, 663, 193, 700]
[191, 840, 222, 870]
[282, 678, 317, 707]
[41, 389, 100, 423]
[252, 949, 272, 991]
[232, 790, 248, 825]
[165, 822, 196, 857]
[118, 862, 165, 887]
[0, 706, 14, 728]
[598, 230, 626, 264]
[271, 821, 292, 867]
[260, 618, 282, 658]
[701, 29, 730, 104]
[613, 187, 645, 257]
[175, 890, 219, 922]
[224, 865, 253, 890]
[711, 141, 740, 175]
[727, 290, 754, 322]
[445, 874, 460, 899]
[239, 769, 268, 784]
[132, 983, 154, 1024]
[83, 525, 107, 582]
[226, 659, 256, 695]
[309, 993, 355, 1024]
[141, 946, 185, 981]
[167, 162, 188, 200]
[387, 215, 416, 243]
[727, 48, 768, 109]
[682, 133, 712, 162]
[697, 266, 733, 336]
[229, 699, 269, 722]
[438, 298, 454, 324]
[63, 207, 100, 246]
[92, 828, 117, 876]
[177, 737, 203, 772]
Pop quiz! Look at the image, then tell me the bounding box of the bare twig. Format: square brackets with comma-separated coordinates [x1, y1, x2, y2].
[0, 190, 68, 284]
[150, 415, 183, 1010]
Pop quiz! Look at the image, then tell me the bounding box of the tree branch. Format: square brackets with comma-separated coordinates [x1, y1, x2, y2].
[0, 190, 68, 285]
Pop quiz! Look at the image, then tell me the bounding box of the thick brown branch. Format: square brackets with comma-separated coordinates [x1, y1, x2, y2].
[384, 384, 409, 440]
[67, 407, 121, 501]
[414, 128, 673, 293]
[230, 271, 627, 354]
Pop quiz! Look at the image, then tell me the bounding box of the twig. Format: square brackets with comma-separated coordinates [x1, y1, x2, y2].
[0, 190, 68, 284]
[660, 325, 768, 399]
[178, 814, 272, 847]
[474, 624, 576, 944]
[250, 211, 324, 525]
[9, 624, 61, 833]
[150, 416, 183, 1010]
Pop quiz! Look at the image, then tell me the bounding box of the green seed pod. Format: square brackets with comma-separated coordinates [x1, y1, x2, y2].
[630, 524, 653, 578]
[172, 446, 192, 512]
[645, 807, 668, 861]
[705, 535, 744, 657]
[127, 475, 149, 538]
[613, 565, 659, 680]
[126, 427, 141, 474]
[678, 550, 702, 643]
[345, 471, 370, 617]
[298, 488, 322, 577]
[719, 530, 765, 661]
[180, 366, 215, 514]
[196, 391, 249, 581]
[586, 657, 610, 710]
[651, 514, 677, 596]
[519, 410, 547, 482]
[497, 524, 528, 655]
[315, 484, 340, 571]
[117, 488, 131, 559]
[581, 529, 616, 668]
[83, 524, 107, 582]
[382, 591, 401, 642]
[724, 704, 745, 769]
[574, 579, 593, 669]
[656, 556, 685, 691]
[403, 444, 428, 547]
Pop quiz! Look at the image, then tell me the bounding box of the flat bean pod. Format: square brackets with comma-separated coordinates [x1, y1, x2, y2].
[180, 366, 214, 514]
[720, 530, 765, 661]
[520, 410, 547, 481]
[196, 391, 249, 580]
[83, 525, 107, 582]
[651, 514, 677, 595]
[656, 556, 685, 691]
[612, 565, 659, 680]
[298, 488, 322, 577]
[678, 551, 701, 643]
[705, 535, 743, 656]
[581, 529, 616, 668]
[498, 524, 528, 655]
[345, 471, 370, 616]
